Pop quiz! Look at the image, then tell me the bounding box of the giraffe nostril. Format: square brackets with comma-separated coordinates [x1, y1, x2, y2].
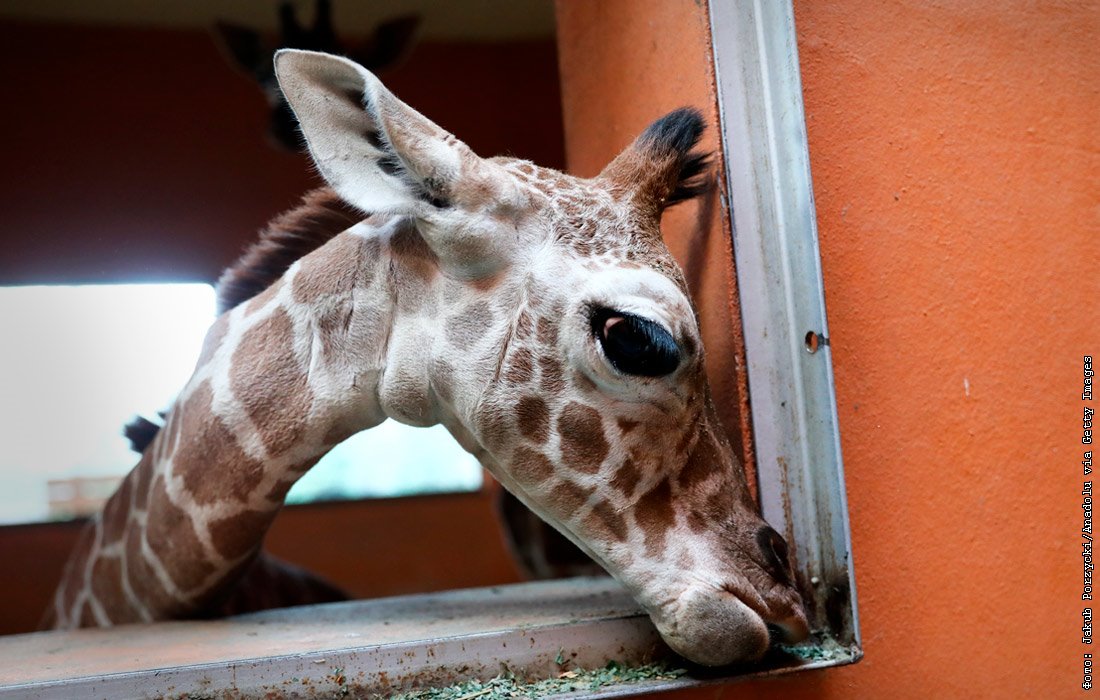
[766, 617, 810, 645]
[756, 525, 793, 586]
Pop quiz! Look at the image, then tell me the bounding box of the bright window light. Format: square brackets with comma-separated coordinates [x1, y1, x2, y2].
[0, 284, 481, 526]
[0, 284, 216, 525]
[287, 424, 483, 504]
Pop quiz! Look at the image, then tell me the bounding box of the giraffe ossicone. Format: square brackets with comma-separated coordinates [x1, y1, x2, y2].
[46, 48, 809, 666]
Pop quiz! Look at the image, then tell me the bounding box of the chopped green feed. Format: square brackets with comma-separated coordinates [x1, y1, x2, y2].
[384, 661, 687, 700]
[777, 632, 848, 662]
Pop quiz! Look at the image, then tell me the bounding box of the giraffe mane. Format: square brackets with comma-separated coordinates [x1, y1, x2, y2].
[215, 187, 363, 314]
[124, 186, 363, 454]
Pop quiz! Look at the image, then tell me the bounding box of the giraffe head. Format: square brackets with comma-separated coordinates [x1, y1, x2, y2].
[276, 50, 809, 665]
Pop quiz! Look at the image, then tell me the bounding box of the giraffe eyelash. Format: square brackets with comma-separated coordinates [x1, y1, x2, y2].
[589, 307, 681, 378]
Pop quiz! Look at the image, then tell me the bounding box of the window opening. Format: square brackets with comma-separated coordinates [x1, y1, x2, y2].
[0, 283, 480, 526]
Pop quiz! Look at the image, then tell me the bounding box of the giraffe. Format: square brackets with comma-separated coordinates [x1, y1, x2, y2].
[214, 0, 419, 151]
[44, 49, 809, 666]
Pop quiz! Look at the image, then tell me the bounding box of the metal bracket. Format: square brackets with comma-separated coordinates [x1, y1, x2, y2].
[709, 0, 861, 651]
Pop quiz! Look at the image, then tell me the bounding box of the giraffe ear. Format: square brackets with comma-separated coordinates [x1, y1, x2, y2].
[274, 49, 469, 215]
[599, 108, 711, 214]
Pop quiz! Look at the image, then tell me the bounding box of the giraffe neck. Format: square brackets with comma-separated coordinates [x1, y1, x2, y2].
[47, 216, 451, 627]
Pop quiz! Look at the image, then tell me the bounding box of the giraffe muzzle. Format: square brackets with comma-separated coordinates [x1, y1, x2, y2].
[650, 583, 810, 666]
[654, 585, 770, 665]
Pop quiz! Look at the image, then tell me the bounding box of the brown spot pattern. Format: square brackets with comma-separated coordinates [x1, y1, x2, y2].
[515, 395, 550, 444]
[586, 501, 628, 542]
[617, 417, 640, 434]
[61, 524, 97, 614]
[475, 401, 511, 454]
[146, 477, 217, 591]
[176, 382, 266, 505]
[504, 347, 534, 384]
[610, 458, 641, 498]
[515, 309, 533, 339]
[390, 224, 437, 265]
[155, 401, 184, 466]
[536, 317, 559, 346]
[230, 308, 313, 458]
[687, 483, 738, 534]
[558, 402, 609, 474]
[539, 355, 565, 395]
[357, 237, 382, 287]
[124, 527, 179, 615]
[265, 476, 301, 503]
[100, 473, 133, 545]
[635, 478, 676, 556]
[292, 233, 369, 304]
[90, 556, 128, 622]
[675, 422, 699, 457]
[344, 301, 391, 363]
[389, 225, 439, 312]
[209, 509, 273, 560]
[195, 314, 230, 369]
[679, 430, 721, 490]
[676, 549, 697, 571]
[445, 300, 494, 349]
[133, 451, 154, 511]
[512, 446, 554, 484]
[315, 302, 355, 364]
[322, 416, 357, 447]
[77, 601, 98, 627]
[554, 480, 594, 514]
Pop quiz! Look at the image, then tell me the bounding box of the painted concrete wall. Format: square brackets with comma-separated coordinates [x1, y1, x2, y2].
[556, 0, 1096, 696]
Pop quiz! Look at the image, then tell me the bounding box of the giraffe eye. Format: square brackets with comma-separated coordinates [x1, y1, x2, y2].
[590, 308, 680, 377]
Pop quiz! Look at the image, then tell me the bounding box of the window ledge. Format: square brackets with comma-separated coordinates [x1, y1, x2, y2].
[0, 578, 858, 699]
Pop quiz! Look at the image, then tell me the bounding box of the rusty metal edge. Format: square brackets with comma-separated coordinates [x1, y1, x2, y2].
[1, 614, 663, 699]
[2, 569, 862, 700]
[707, 0, 862, 651]
[2, 623, 862, 700]
[562, 646, 863, 700]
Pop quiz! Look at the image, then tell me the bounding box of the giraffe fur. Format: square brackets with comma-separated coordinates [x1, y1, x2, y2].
[47, 49, 809, 667]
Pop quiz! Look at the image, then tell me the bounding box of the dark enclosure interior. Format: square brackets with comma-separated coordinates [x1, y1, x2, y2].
[0, 1, 564, 635]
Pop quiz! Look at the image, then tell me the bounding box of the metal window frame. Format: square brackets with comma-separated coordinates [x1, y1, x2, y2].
[709, 0, 861, 653]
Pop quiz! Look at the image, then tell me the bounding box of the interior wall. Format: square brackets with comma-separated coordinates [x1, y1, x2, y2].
[0, 19, 563, 284]
[556, 0, 1095, 696]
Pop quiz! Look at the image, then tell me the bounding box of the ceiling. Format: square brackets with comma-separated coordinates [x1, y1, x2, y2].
[0, 0, 556, 41]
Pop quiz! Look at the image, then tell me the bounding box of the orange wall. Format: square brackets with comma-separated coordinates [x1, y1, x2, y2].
[557, 0, 1096, 696]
